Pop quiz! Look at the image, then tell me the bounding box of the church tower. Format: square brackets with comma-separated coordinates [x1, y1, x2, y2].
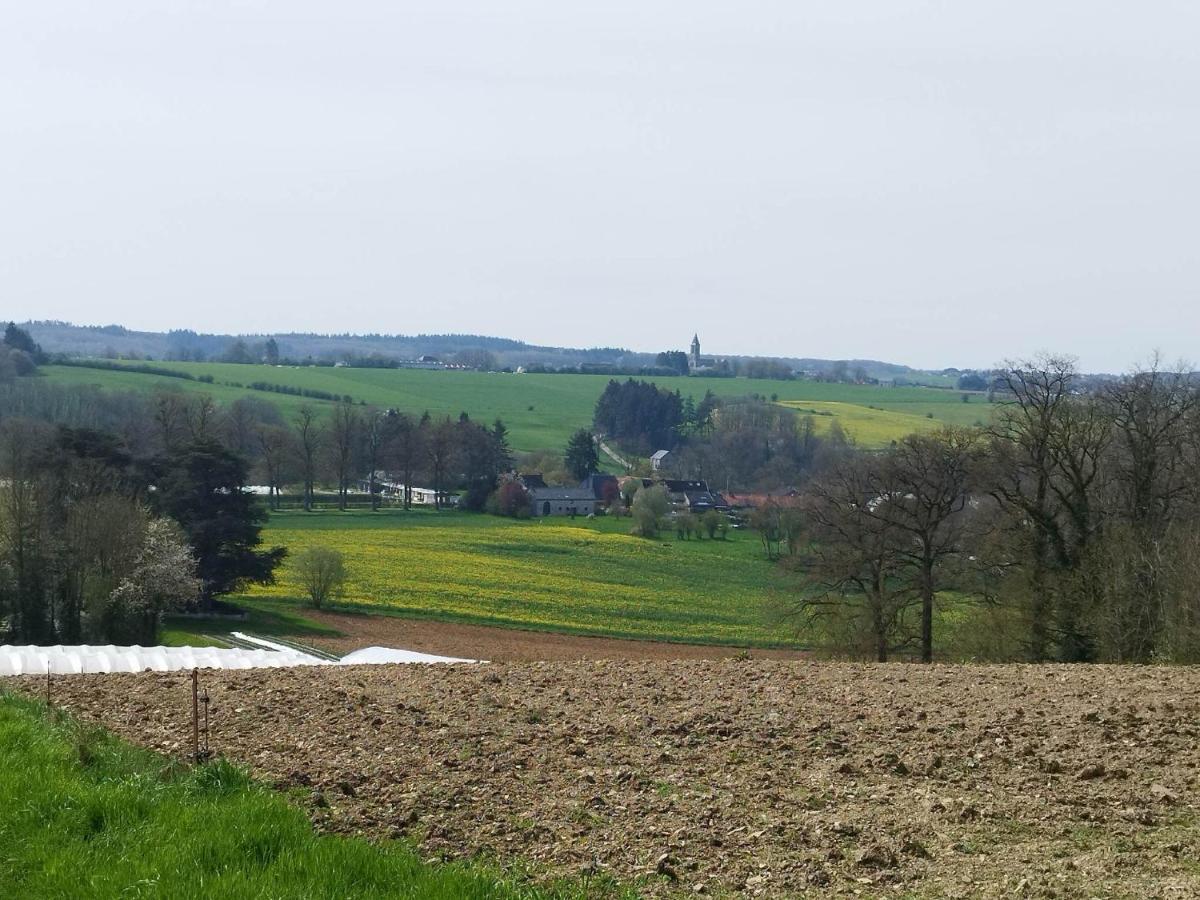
[690, 333, 701, 371]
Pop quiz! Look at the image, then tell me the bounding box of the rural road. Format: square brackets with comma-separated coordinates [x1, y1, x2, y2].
[596, 437, 632, 471]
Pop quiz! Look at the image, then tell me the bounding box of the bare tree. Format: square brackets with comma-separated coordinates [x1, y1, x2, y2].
[329, 397, 360, 511]
[986, 356, 1108, 661]
[1090, 358, 1200, 659]
[294, 405, 324, 512]
[870, 428, 980, 663]
[255, 424, 295, 511]
[385, 413, 423, 510]
[152, 391, 189, 452]
[362, 408, 391, 511]
[784, 456, 915, 662]
[184, 394, 218, 443]
[426, 417, 456, 509]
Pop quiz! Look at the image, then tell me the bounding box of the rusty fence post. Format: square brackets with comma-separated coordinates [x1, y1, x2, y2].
[191, 668, 199, 762]
[201, 682, 210, 760]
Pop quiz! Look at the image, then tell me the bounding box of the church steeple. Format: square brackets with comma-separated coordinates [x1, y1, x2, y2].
[690, 333, 701, 370]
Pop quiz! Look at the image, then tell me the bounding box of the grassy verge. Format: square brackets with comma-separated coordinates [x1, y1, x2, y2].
[0, 691, 627, 899]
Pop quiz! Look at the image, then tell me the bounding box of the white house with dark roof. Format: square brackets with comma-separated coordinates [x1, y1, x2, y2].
[528, 487, 596, 517]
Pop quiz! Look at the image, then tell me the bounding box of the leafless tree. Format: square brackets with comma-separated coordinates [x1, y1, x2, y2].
[329, 398, 360, 511]
[426, 417, 456, 509]
[385, 413, 423, 510]
[294, 405, 324, 512]
[870, 428, 980, 662]
[783, 456, 916, 662]
[152, 390, 189, 452]
[986, 356, 1108, 661]
[255, 424, 295, 511]
[362, 408, 390, 511]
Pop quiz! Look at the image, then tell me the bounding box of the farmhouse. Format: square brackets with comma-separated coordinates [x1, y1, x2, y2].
[661, 479, 729, 513]
[529, 487, 596, 517]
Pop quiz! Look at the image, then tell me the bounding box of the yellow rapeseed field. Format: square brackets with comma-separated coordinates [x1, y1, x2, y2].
[244, 510, 798, 647]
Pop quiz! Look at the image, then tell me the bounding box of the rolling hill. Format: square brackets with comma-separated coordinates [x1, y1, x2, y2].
[40, 360, 991, 452]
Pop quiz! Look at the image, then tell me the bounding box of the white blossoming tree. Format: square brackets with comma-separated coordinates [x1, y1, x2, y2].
[107, 518, 202, 644]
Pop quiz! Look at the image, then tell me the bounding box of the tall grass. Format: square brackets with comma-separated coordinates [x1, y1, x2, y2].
[0, 692, 624, 899]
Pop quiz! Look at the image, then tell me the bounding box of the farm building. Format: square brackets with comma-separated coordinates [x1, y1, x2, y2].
[662, 479, 730, 513]
[529, 487, 596, 517]
[651, 449, 670, 471]
[359, 475, 458, 507]
[579, 473, 619, 503]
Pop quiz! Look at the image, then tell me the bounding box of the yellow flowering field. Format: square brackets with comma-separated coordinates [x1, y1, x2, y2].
[243, 510, 799, 647]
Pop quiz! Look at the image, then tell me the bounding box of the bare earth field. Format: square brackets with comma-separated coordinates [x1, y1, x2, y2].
[25, 662, 1200, 898]
[300, 611, 810, 661]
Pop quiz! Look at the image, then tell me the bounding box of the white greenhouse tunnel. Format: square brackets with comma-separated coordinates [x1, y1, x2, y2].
[0, 634, 476, 677]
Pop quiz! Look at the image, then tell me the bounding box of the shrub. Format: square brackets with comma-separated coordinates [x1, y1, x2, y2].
[702, 509, 723, 539]
[486, 482, 531, 518]
[631, 485, 670, 538]
[295, 547, 347, 609]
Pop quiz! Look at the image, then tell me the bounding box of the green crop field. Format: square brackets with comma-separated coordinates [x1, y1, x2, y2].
[0, 692, 617, 899]
[238, 509, 799, 647]
[40, 360, 990, 453]
[776, 399, 988, 446]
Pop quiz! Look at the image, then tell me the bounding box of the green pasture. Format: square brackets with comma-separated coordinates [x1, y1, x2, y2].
[777, 399, 987, 446]
[40, 360, 989, 453]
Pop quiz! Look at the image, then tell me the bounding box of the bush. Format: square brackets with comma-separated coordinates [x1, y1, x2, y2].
[675, 512, 695, 540]
[702, 509, 723, 539]
[486, 482, 531, 518]
[295, 547, 348, 609]
[631, 485, 670, 538]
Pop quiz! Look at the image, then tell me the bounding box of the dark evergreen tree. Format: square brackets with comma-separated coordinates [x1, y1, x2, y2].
[593, 378, 684, 454]
[4, 323, 39, 355]
[153, 440, 285, 608]
[564, 429, 599, 481]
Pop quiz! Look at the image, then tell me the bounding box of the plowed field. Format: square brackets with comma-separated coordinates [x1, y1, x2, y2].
[25, 662, 1200, 898]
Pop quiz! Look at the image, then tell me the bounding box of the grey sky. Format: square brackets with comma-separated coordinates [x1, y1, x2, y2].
[2, 2, 1197, 371]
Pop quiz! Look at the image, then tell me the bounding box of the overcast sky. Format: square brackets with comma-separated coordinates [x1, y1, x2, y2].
[2, 2, 1198, 371]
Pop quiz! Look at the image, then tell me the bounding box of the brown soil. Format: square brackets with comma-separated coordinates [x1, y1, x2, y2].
[302, 610, 809, 661]
[23, 662, 1200, 898]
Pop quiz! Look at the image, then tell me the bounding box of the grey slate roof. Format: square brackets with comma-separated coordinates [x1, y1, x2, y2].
[529, 487, 596, 501]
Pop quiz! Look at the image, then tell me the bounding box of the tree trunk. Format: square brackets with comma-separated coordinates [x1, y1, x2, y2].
[920, 555, 934, 663]
[1029, 556, 1050, 662]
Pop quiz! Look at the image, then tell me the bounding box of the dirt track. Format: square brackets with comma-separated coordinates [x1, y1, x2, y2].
[24, 661, 1200, 898]
[300, 610, 808, 661]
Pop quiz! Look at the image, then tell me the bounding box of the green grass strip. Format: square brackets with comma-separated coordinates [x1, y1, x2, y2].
[0, 691, 628, 899]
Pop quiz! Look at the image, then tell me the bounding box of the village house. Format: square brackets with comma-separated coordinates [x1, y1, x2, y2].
[661, 479, 729, 513]
[528, 487, 596, 517]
